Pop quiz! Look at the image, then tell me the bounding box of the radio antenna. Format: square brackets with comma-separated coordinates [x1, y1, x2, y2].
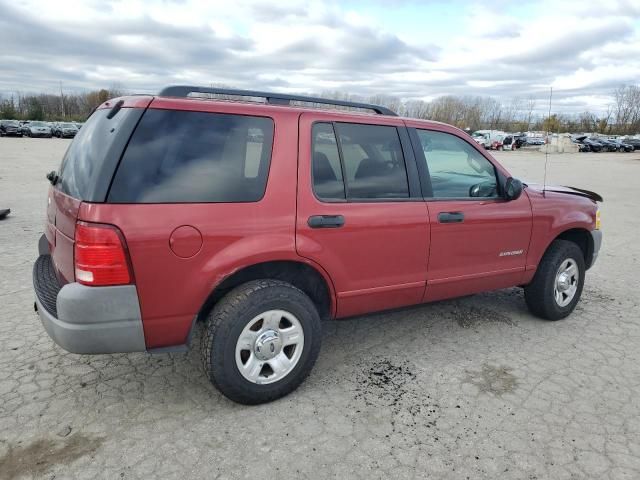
[543, 86, 553, 196]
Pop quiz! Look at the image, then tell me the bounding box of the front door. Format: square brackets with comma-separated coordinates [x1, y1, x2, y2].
[408, 127, 533, 302]
[296, 113, 430, 318]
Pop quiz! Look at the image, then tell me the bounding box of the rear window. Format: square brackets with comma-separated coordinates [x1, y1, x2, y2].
[108, 109, 274, 203]
[58, 108, 141, 201]
[312, 122, 409, 200]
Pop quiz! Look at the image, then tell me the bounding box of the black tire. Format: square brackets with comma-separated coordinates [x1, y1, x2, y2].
[201, 279, 322, 404]
[524, 240, 585, 320]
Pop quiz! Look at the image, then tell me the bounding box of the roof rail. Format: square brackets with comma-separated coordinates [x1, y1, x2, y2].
[158, 85, 398, 116]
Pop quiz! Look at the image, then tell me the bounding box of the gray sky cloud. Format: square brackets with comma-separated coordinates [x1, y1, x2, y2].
[0, 0, 639, 114]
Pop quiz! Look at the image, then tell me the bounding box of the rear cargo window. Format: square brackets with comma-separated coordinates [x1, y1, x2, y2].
[58, 108, 140, 201]
[107, 109, 274, 203]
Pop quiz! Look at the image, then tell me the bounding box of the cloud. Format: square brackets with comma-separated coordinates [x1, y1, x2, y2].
[0, 0, 638, 114]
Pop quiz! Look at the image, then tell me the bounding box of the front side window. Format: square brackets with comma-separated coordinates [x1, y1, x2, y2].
[416, 130, 498, 198]
[108, 110, 274, 203]
[312, 122, 409, 201]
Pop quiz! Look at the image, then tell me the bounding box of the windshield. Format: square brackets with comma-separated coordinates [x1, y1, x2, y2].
[31, 122, 46, 127]
[62, 123, 76, 128]
[6, 120, 19, 126]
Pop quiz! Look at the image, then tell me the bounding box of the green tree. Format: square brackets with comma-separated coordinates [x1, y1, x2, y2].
[27, 98, 45, 120]
[542, 114, 561, 132]
[0, 99, 17, 119]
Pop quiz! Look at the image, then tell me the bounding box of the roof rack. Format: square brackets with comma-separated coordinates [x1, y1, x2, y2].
[158, 85, 398, 116]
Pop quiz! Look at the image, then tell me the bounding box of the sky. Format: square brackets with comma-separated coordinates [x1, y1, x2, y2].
[1, 0, 639, 114]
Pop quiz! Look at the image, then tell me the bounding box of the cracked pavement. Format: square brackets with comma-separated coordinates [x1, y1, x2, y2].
[1, 138, 639, 479]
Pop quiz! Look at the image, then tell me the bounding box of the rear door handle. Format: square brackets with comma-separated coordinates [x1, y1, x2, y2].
[308, 215, 345, 228]
[438, 212, 464, 223]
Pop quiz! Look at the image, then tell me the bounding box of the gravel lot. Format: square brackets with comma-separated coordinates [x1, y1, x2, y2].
[1, 137, 639, 480]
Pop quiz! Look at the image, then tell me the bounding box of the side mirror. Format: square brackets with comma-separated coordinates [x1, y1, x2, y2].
[504, 177, 523, 201]
[469, 181, 497, 197]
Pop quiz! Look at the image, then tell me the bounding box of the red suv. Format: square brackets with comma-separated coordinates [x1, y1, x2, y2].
[33, 86, 602, 404]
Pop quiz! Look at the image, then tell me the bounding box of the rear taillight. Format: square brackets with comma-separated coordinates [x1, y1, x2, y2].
[74, 222, 132, 286]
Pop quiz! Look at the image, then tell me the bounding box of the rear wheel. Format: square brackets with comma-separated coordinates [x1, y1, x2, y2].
[201, 279, 322, 404]
[524, 240, 585, 320]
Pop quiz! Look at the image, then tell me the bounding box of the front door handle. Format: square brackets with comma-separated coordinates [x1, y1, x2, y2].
[438, 212, 464, 223]
[308, 215, 345, 228]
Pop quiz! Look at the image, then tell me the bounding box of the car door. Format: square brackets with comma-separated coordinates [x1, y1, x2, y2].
[407, 125, 533, 302]
[296, 113, 430, 318]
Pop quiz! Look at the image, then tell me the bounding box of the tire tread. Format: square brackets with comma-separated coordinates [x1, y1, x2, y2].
[201, 279, 321, 404]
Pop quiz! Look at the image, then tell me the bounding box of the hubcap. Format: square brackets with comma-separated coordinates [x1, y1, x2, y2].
[554, 258, 579, 307]
[235, 310, 304, 385]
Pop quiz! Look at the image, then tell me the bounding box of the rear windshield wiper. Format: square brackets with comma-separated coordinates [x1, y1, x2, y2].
[106, 99, 124, 119]
[46, 171, 59, 186]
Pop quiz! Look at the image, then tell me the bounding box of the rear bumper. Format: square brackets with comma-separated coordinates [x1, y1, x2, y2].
[33, 253, 146, 354]
[589, 230, 602, 268]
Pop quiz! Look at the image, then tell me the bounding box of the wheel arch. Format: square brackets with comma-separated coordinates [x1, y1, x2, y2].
[197, 260, 336, 324]
[548, 227, 595, 269]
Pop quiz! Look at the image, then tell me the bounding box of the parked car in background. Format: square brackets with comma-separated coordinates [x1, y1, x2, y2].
[0, 120, 23, 137]
[621, 138, 640, 151]
[514, 134, 528, 148]
[53, 122, 79, 138]
[75, 122, 84, 130]
[33, 86, 602, 404]
[525, 137, 545, 146]
[589, 137, 617, 152]
[501, 135, 516, 150]
[24, 121, 52, 138]
[19, 121, 31, 135]
[571, 136, 591, 152]
[610, 139, 634, 152]
[581, 137, 604, 152]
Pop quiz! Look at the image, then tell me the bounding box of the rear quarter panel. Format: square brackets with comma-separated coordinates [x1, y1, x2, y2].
[79, 103, 308, 349]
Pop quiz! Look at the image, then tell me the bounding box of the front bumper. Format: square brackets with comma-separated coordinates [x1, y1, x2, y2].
[33, 252, 146, 354]
[589, 230, 602, 268]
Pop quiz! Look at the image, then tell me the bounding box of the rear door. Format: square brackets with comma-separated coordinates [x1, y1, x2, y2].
[296, 113, 430, 318]
[407, 125, 532, 302]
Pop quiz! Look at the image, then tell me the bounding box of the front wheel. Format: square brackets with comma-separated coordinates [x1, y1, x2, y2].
[524, 240, 585, 320]
[201, 279, 322, 404]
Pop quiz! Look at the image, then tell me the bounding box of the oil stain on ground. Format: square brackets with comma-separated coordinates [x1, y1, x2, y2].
[444, 303, 517, 329]
[0, 433, 105, 480]
[354, 358, 440, 436]
[464, 363, 518, 396]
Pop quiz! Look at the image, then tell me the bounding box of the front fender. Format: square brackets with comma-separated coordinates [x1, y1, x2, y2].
[525, 190, 597, 275]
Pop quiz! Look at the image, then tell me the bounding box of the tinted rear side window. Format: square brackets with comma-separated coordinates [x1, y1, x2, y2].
[59, 108, 142, 201]
[108, 110, 274, 203]
[312, 123, 345, 200]
[334, 123, 409, 199]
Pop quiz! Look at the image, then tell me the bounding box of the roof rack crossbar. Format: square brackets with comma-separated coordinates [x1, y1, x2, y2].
[158, 85, 397, 116]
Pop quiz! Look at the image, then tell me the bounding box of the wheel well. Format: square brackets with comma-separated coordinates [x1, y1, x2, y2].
[555, 228, 594, 268]
[198, 261, 333, 322]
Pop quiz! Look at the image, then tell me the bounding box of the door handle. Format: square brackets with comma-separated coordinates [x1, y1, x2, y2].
[438, 212, 464, 223]
[308, 215, 345, 228]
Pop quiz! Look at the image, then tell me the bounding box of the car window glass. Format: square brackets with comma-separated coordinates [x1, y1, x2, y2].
[312, 123, 345, 200]
[334, 123, 409, 199]
[417, 130, 498, 198]
[108, 110, 274, 203]
[59, 108, 136, 200]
